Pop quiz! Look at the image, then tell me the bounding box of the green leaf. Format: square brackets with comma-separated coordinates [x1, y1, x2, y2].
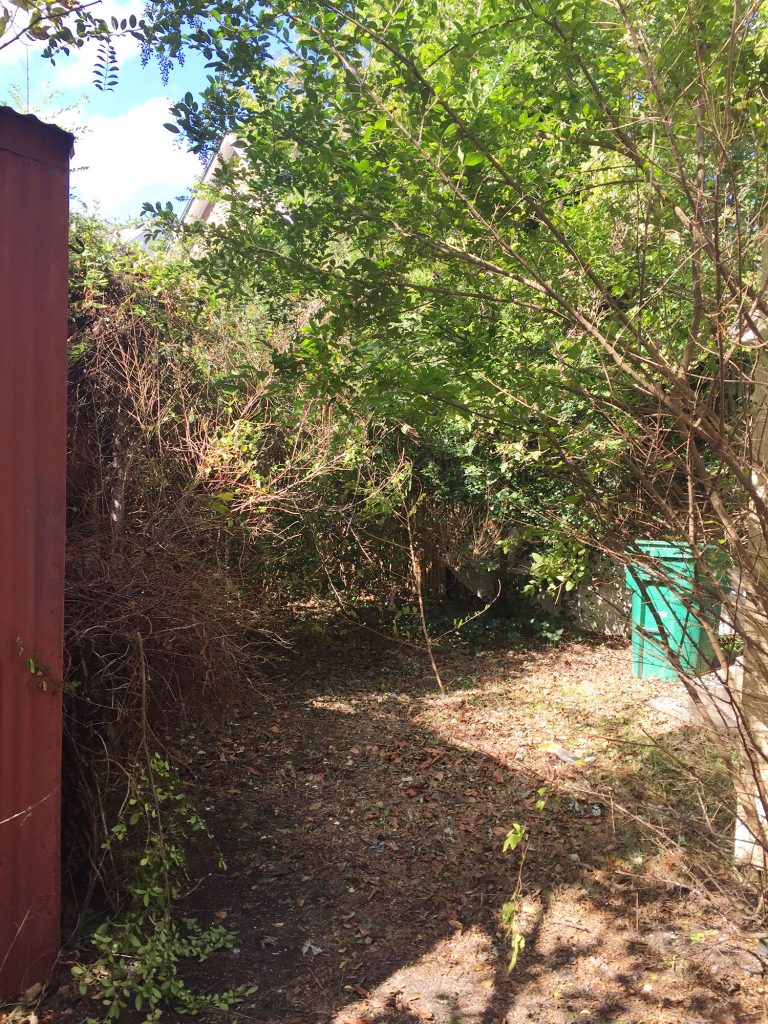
[502, 823, 526, 852]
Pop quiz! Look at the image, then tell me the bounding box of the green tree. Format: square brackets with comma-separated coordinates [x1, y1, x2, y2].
[155, 0, 768, 866]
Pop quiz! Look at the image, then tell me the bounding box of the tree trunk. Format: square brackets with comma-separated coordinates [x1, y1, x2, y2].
[735, 354, 768, 869]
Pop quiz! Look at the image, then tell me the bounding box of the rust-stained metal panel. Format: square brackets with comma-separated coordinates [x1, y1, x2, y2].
[0, 106, 72, 999]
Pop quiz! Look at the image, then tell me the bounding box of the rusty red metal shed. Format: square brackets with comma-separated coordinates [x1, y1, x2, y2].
[0, 106, 72, 999]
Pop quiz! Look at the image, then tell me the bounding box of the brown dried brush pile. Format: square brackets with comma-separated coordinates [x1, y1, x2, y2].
[62, 233, 287, 913]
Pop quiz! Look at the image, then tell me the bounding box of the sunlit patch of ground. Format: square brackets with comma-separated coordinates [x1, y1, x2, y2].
[333, 926, 496, 1024]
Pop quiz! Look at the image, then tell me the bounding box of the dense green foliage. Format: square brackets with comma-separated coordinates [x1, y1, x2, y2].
[139, 0, 768, 573]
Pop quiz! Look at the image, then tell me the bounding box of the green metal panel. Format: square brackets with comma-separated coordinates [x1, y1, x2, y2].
[625, 541, 724, 680]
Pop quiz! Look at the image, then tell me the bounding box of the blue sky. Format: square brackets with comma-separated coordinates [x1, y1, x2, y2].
[0, 0, 210, 221]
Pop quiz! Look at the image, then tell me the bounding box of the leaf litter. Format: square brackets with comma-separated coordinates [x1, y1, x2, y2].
[22, 632, 768, 1024]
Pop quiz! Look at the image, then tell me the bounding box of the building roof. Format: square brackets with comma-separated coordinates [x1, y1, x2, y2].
[0, 106, 74, 160]
[181, 134, 241, 226]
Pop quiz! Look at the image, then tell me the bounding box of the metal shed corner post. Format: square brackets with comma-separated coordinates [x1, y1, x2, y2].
[0, 107, 72, 999]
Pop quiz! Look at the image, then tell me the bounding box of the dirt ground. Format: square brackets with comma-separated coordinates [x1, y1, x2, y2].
[14, 632, 768, 1023]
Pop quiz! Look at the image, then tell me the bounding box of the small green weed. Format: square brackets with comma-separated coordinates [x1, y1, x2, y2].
[500, 894, 526, 971]
[500, 823, 528, 972]
[531, 617, 565, 644]
[719, 633, 744, 661]
[74, 754, 256, 1022]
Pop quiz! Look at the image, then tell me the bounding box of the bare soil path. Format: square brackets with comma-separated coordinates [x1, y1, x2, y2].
[26, 632, 768, 1024]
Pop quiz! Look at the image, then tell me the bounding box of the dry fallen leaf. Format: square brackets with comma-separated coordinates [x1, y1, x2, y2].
[23, 984, 42, 1005]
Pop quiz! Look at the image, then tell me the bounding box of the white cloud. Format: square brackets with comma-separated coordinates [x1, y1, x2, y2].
[71, 96, 202, 219]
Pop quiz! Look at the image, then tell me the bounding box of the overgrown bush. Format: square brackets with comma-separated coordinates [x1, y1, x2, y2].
[65, 219, 283, 916]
